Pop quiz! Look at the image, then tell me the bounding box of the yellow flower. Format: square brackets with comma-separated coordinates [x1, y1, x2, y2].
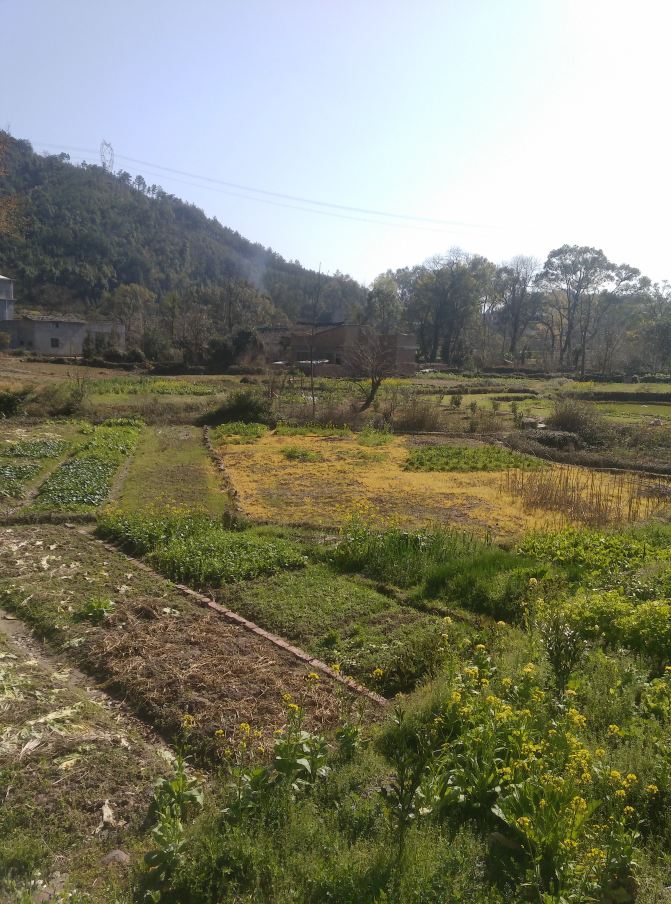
[501, 677, 513, 688]
[474, 644, 487, 652]
[371, 667, 384, 679]
[615, 789, 626, 799]
[239, 722, 251, 734]
[595, 747, 606, 757]
[182, 713, 195, 727]
[214, 729, 225, 738]
[623, 806, 635, 817]
[568, 708, 587, 728]
[522, 663, 536, 676]
[570, 796, 588, 812]
[528, 577, 538, 587]
[306, 671, 320, 682]
[287, 702, 299, 713]
[646, 784, 659, 795]
[331, 663, 341, 673]
[451, 690, 462, 704]
[282, 692, 293, 703]
[516, 816, 531, 830]
[607, 724, 621, 736]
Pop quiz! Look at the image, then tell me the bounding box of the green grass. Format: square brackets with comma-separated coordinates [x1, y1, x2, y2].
[232, 564, 444, 694]
[357, 426, 394, 446]
[404, 443, 544, 472]
[276, 423, 352, 437]
[83, 376, 218, 395]
[97, 510, 307, 585]
[281, 445, 324, 462]
[211, 421, 269, 441]
[117, 425, 232, 514]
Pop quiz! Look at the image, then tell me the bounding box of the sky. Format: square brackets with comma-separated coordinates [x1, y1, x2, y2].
[3, 0, 671, 284]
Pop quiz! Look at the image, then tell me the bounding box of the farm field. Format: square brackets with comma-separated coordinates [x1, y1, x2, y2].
[215, 430, 669, 536]
[116, 424, 232, 514]
[2, 363, 671, 902]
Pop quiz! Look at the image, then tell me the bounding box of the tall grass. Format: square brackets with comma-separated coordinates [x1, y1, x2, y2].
[503, 465, 671, 527]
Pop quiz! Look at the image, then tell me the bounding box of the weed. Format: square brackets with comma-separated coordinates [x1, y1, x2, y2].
[281, 446, 324, 462]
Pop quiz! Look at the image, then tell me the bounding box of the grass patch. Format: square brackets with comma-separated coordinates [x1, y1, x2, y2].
[97, 510, 306, 585]
[211, 421, 269, 442]
[281, 445, 324, 463]
[405, 444, 543, 472]
[231, 564, 444, 694]
[358, 426, 394, 446]
[276, 423, 352, 437]
[117, 425, 232, 514]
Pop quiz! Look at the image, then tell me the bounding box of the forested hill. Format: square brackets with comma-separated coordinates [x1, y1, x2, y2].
[0, 134, 362, 322]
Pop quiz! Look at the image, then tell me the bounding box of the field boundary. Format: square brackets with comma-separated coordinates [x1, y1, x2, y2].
[203, 426, 243, 512]
[72, 525, 388, 709]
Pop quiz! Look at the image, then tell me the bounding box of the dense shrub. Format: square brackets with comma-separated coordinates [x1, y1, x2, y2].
[203, 389, 275, 426]
[547, 400, 611, 445]
[0, 387, 29, 418]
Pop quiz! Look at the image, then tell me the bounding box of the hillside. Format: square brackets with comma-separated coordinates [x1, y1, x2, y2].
[0, 133, 362, 324]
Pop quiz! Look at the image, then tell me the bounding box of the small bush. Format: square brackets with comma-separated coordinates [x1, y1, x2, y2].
[547, 400, 610, 445]
[281, 446, 324, 463]
[204, 390, 275, 426]
[0, 388, 29, 418]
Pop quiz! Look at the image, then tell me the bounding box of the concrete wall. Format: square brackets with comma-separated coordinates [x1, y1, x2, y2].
[0, 319, 125, 356]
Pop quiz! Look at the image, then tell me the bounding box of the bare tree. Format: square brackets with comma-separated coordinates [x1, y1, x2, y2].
[345, 327, 397, 412]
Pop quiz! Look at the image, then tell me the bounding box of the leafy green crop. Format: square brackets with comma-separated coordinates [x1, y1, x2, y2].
[31, 423, 141, 512]
[0, 461, 41, 498]
[97, 510, 306, 585]
[0, 439, 68, 458]
[404, 444, 543, 472]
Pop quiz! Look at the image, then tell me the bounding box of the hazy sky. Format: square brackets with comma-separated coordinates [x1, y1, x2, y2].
[3, 0, 670, 283]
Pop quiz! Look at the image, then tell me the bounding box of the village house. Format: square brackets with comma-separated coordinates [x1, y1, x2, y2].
[0, 274, 125, 356]
[259, 321, 417, 376]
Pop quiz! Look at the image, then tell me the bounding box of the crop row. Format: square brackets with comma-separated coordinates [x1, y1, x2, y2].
[0, 461, 41, 498]
[97, 510, 306, 584]
[404, 443, 544, 472]
[32, 421, 142, 512]
[0, 439, 68, 458]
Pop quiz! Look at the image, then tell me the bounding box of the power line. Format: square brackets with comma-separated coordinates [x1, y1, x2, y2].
[32, 139, 493, 232]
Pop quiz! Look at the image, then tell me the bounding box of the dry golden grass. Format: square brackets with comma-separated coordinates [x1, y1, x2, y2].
[217, 433, 548, 538]
[503, 465, 671, 527]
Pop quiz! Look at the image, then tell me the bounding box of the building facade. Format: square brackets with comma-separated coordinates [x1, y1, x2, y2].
[0, 274, 125, 356]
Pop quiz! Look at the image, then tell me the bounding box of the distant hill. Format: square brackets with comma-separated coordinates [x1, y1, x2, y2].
[0, 134, 362, 324]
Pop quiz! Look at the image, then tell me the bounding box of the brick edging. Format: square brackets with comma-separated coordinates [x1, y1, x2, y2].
[71, 526, 387, 709]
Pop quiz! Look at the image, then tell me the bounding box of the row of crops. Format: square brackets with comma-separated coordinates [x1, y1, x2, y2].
[0, 439, 69, 500]
[29, 419, 142, 513]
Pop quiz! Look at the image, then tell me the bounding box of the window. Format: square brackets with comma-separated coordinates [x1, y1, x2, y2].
[50, 338, 60, 349]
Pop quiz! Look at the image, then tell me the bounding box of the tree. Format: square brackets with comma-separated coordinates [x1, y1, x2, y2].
[538, 246, 615, 374]
[344, 327, 397, 412]
[496, 256, 540, 359]
[367, 273, 403, 331]
[409, 250, 483, 365]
